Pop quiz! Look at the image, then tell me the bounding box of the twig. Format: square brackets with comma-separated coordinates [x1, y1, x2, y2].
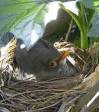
[0, 91, 32, 103]
[0, 103, 22, 110]
[32, 100, 62, 112]
[65, 20, 73, 41]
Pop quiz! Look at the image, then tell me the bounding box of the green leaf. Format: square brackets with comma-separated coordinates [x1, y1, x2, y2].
[60, 3, 82, 33]
[0, 0, 47, 36]
[94, 1, 99, 6]
[88, 15, 99, 38]
[60, 1, 95, 49]
[81, 0, 93, 9]
[33, 4, 46, 24]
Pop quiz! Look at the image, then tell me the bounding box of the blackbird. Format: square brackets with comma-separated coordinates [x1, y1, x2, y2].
[0, 32, 79, 80]
[15, 38, 78, 80]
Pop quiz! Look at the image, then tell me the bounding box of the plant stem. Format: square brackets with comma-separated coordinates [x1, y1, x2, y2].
[81, 30, 88, 49]
[65, 19, 73, 41]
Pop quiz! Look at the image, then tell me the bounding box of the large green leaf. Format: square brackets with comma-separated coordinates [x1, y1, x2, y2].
[0, 0, 47, 36]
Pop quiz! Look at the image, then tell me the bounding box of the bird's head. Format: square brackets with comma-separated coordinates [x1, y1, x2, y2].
[48, 46, 75, 68]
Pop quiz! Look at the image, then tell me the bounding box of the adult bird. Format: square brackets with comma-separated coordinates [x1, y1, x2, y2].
[0, 32, 79, 80]
[15, 38, 79, 80]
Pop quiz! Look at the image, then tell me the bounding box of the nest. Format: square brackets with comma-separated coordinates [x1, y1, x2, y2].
[0, 65, 99, 112]
[0, 75, 82, 112]
[0, 41, 99, 112]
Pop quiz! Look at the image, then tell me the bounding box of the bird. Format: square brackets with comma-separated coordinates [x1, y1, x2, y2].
[0, 32, 79, 81]
[15, 38, 79, 80]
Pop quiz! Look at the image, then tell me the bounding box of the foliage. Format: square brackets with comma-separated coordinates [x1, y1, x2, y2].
[60, 1, 95, 49]
[0, 0, 99, 49]
[0, 0, 47, 36]
[88, 0, 99, 38]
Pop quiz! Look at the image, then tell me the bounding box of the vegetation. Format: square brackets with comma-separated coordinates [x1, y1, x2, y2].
[0, 0, 99, 48]
[60, 1, 95, 49]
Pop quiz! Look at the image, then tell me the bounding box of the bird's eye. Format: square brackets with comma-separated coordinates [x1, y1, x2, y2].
[48, 60, 57, 68]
